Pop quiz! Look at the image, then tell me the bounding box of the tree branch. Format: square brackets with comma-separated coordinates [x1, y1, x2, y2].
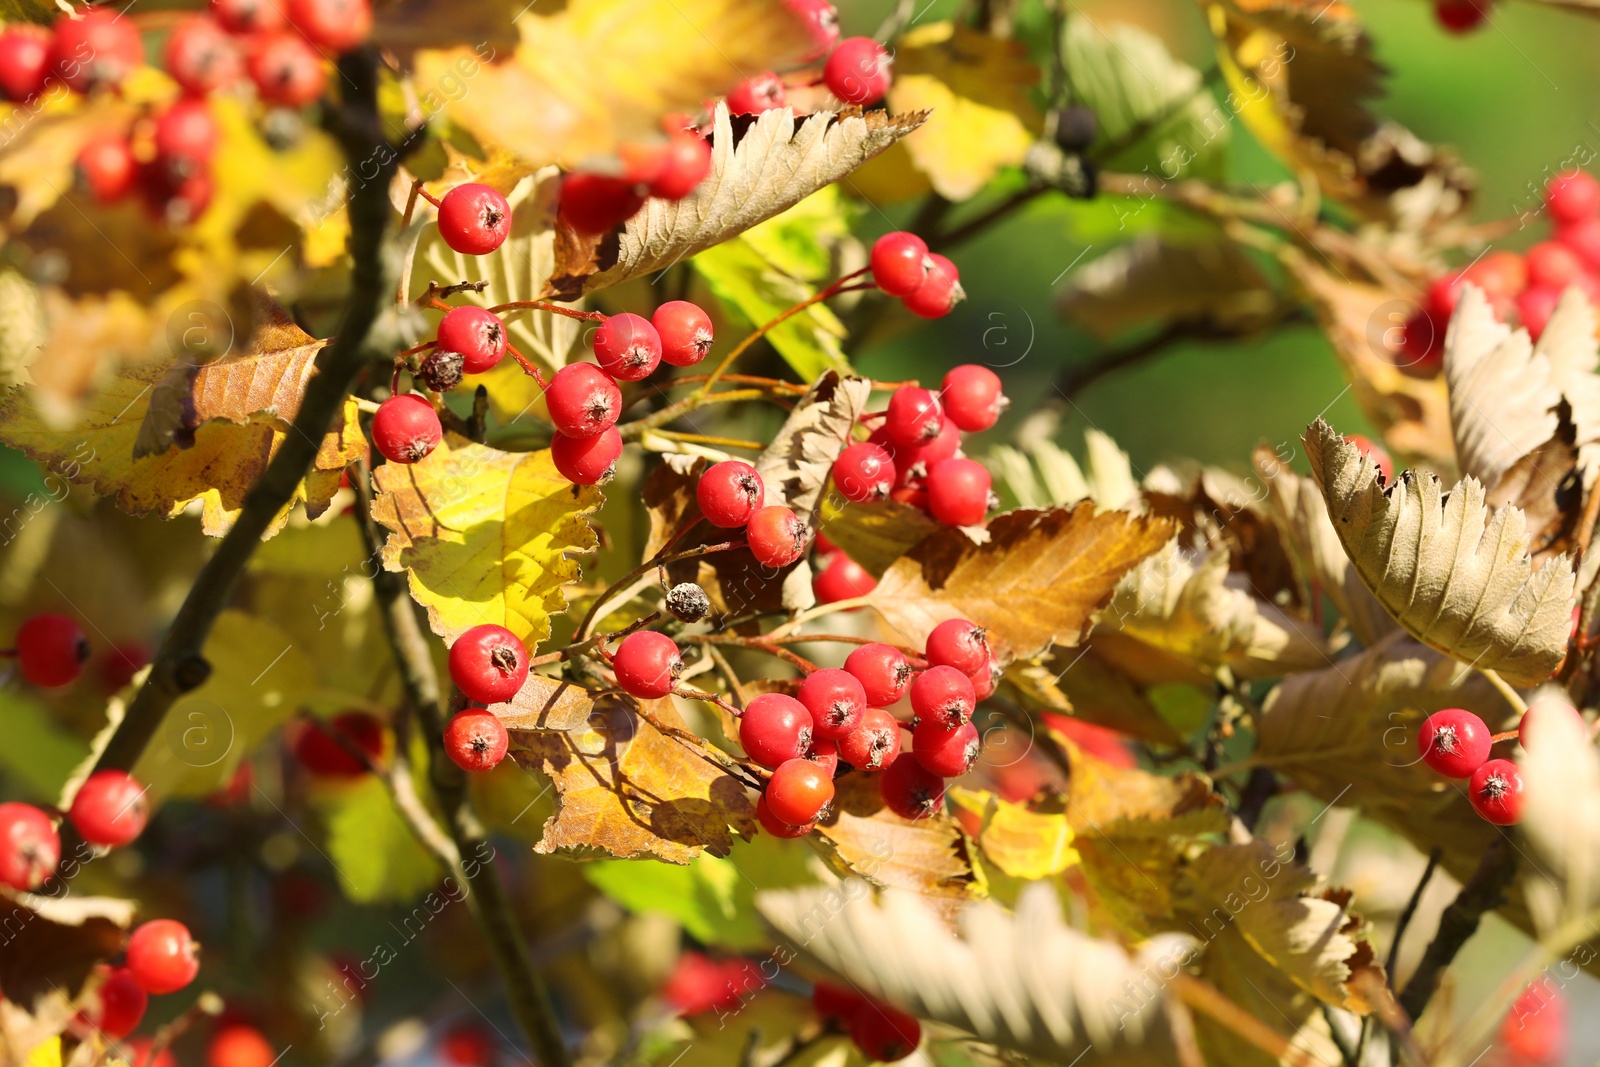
[1397, 837, 1517, 1025]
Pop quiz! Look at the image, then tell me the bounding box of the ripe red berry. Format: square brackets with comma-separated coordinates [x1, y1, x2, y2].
[849, 1002, 921, 1062]
[154, 100, 221, 177]
[910, 664, 976, 728]
[756, 793, 813, 837]
[814, 552, 876, 603]
[1417, 708, 1491, 778]
[291, 710, 385, 777]
[739, 693, 813, 769]
[210, 0, 287, 35]
[545, 362, 622, 438]
[812, 981, 867, 1023]
[967, 657, 997, 701]
[612, 631, 683, 699]
[646, 131, 712, 200]
[927, 457, 991, 527]
[831, 442, 895, 503]
[912, 717, 980, 777]
[437, 306, 507, 374]
[838, 706, 902, 771]
[1525, 241, 1585, 290]
[558, 173, 645, 235]
[86, 965, 147, 1039]
[207, 1025, 274, 1067]
[51, 9, 144, 94]
[372, 394, 442, 464]
[551, 427, 622, 485]
[786, 0, 840, 61]
[870, 232, 930, 297]
[844, 643, 912, 706]
[594, 313, 663, 382]
[941, 364, 1006, 433]
[747, 505, 808, 569]
[1519, 699, 1585, 751]
[873, 421, 958, 487]
[880, 752, 944, 819]
[0, 802, 59, 890]
[126, 919, 201, 994]
[443, 708, 510, 773]
[247, 32, 326, 107]
[68, 769, 148, 847]
[903, 254, 965, 319]
[653, 301, 714, 366]
[1497, 983, 1567, 1066]
[924, 619, 989, 675]
[808, 737, 840, 777]
[884, 387, 943, 449]
[16, 612, 89, 687]
[726, 72, 785, 115]
[1547, 170, 1600, 224]
[798, 668, 867, 740]
[824, 37, 892, 107]
[1469, 758, 1524, 825]
[765, 758, 835, 825]
[1434, 0, 1490, 32]
[0, 26, 50, 102]
[1518, 285, 1562, 341]
[437, 1023, 494, 1067]
[75, 134, 136, 203]
[138, 164, 215, 228]
[448, 624, 529, 704]
[164, 15, 242, 96]
[1558, 214, 1600, 270]
[286, 0, 372, 52]
[438, 183, 511, 256]
[697, 460, 765, 527]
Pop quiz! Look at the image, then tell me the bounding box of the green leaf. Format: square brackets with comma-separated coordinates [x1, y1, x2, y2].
[0, 690, 89, 803]
[321, 775, 443, 905]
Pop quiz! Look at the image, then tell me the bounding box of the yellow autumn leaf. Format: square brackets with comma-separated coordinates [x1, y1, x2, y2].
[24, 1038, 59, 1067]
[948, 788, 1079, 880]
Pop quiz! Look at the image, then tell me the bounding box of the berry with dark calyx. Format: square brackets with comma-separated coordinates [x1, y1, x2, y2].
[68, 769, 148, 847]
[1519, 699, 1585, 751]
[832, 442, 895, 503]
[786, 0, 840, 61]
[697, 460, 765, 527]
[551, 427, 622, 486]
[286, 0, 372, 53]
[546, 362, 622, 438]
[1345, 434, 1393, 483]
[437, 306, 507, 374]
[824, 37, 892, 107]
[75, 134, 137, 204]
[653, 301, 714, 366]
[0, 26, 50, 102]
[926, 457, 991, 527]
[1469, 758, 1524, 825]
[164, 15, 242, 97]
[372, 394, 442, 464]
[1054, 104, 1100, 153]
[870, 232, 930, 297]
[448, 624, 529, 704]
[924, 618, 989, 675]
[594, 312, 663, 382]
[291, 710, 385, 777]
[808, 737, 840, 777]
[884, 387, 944, 449]
[812, 981, 867, 1023]
[0, 802, 59, 890]
[903, 254, 965, 318]
[1547, 169, 1600, 224]
[665, 582, 711, 623]
[558, 172, 645, 235]
[1417, 708, 1490, 778]
[417, 347, 465, 393]
[211, 0, 287, 34]
[849, 1002, 922, 1062]
[756, 793, 812, 837]
[844, 643, 912, 706]
[84, 966, 147, 1038]
[1434, 0, 1490, 32]
[443, 708, 509, 773]
[765, 758, 835, 825]
[438, 183, 511, 256]
[739, 693, 813, 769]
[1525, 240, 1585, 290]
[798, 668, 867, 740]
[875, 421, 958, 488]
[645, 131, 712, 200]
[942, 364, 1007, 433]
[612, 630, 683, 699]
[726, 72, 785, 115]
[126, 919, 201, 995]
[247, 32, 327, 107]
[747, 505, 808, 569]
[814, 552, 876, 603]
[207, 1025, 274, 1067]
[51, 9, 145, 94]
[879, 753, 944, 820]
[16, 612, 89, 687]
[910, 664, 976, 728]
[838, 707, 902, 771]
[912, 718, 980, 778]
[154, 99, 221, 178]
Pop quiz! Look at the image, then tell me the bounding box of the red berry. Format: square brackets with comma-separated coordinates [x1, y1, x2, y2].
[291, 710, 385, 777]
[1397, 309, 1441, 367]
[1498, 983, 1567, 1066]
[832, 442, 895, 503]
[967, 657, 997, 701]
[697, 460, 765, 527]
[756, 793, 813, 837]
[786, 0, 840, 61]
[747, 505, 808, 569]
[210, 0, 286, 35]
[0, 802, 59, 890]
[126, 919, 201, 995]
[1344, 434, 1393, 483]
[813, 981, 867, 1023]
[814, 553, 876, 603]
[612, 631, 683, 699]
[765, 758, 834, 825]
[1546, 169, 1600, 225]
[444, 708, 509, 773]
[849, 1002, 921, 1062]
[68, 769, 148, 847]
[154, 99, 221, 177]
[926, 457, 991, 526]
[808, 737, 840, 777]
[75, 134, 136, 203]
[941, 364, 1006, 432]
[910, 664, 975, 728]
[824, 37, 892, 107]
[879, 752, 944, 819]
[652, 301, 714, 366]
[1558, 215, 1600, 270]
[86, 966, 147, 1039]
[286, 0, 372, 52]
[1469, 758, 1524, 825]
[164, 15, 242, 96]
[247, 32, 326, 107]
[798, 668, 867, 740]
[551, 427, 622, 485]
[912, 717, 980, 777]
[545, 362, 622, 438]
[870, 232, 930, 297]
[838, 707, 902, 771]
[1417, 708, 1490, 778]
[1518, 285, 1562, 341]
[51, 9, 144, 94]
[594, 312, 662, 382]
[0, 26, 50, 102]
[16, 612, 89, 687]
[1526, 241, 1584, 290]
[884, 387, 943, 449]
[844, 643, 912, 706]
[437, 306, 507, 374]
[138, 163, 215, 228]
[437, 1023, 495, 1067]
[1518, 699, 1585, 751]
[558, 173, 644, 235]
[1434, 0, 1490, 32]
[903, 254, 964, 318]
[726, 72, 785, 115]
[739, 693, 812, 769]
[372, 394, 441, 464]
[924, 618, 989, 675]
[873, 421, 958, 487]
[1465, 251, 1528, 298]
[207, 1025, 274, 1067]
[448, 624, 529, 704]
[438, 183, 511, 256]
[645, 131, 712, 200]
[124, 1040, 177, 1067]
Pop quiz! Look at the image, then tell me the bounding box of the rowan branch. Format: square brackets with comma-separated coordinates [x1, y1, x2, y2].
[1397, 837, 1517, 1025]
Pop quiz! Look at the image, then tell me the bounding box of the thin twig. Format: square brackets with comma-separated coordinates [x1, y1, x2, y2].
[1387, 849, 1441, 981]
[1476, 667, 1529, 718]
[1170, 974, 1335, 1067]
[1397, 837, 1517, 1025]
[575, 540, 745, 640]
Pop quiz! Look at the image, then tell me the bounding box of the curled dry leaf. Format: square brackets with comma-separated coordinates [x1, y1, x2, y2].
[1143, 462, 1300, 609]
[754, 371, 871, 525]
[1483, 402, 1584, 566]
[0, 891, 136, 1006]
[756, 880, 1187, 1065]
[1305, 418, 1576, 686]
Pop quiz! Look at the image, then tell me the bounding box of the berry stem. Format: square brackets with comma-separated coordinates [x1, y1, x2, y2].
[1488, 729, 1519, 744]
[416, 186, 443, 209]
[504, 342, 549, 389]
[630, 698, 764, 788]
[489, 299, 608, 323]
[698, 267, 872, 396]
[679, 634, 820, 673]
[528, 611, 663, 668]
[1475, 667, 1528, 717]
[575, 540, 747, 641]
[768, 595, 877, 639]
[398, 339, 437, 358]
[617, 388, 772, 443]
[643, 429, 765, 451]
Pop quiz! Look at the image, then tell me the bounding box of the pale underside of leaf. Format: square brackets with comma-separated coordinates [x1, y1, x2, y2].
[1517, 692, 1600, 936]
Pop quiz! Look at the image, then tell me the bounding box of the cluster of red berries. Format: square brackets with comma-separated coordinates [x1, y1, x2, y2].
[1433, 0, 1493, 33]
[558, 129, 713, 236]
[1416, 700, 1584, 825]
[813, 981, 921, 1063]
[73, 917, 201, 1040]
[1403, 170, 1600, 361]
[726, 0, 892, 117]
[434, 624, 522, 773]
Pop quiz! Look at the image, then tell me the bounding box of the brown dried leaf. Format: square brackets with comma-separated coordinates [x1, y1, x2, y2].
[0, 891, 135, 1006]
[755, 372, 871, 525]
[815, 495, 940, 579]
[1005, 653, 1182, 745]
[1485, 403, 1584, 566]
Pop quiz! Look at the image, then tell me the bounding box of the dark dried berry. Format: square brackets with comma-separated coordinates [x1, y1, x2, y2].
[418, 348, 465, 392]
[666, 582, 711, 623]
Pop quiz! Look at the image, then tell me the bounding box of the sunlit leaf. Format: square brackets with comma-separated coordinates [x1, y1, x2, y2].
[755, 372, 871, 525]
[947, 788, 1079, 881]
[320, 774, 444, 904]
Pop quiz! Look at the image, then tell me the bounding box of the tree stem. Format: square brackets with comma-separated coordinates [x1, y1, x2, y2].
[1396, 837, 1517, 1025]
